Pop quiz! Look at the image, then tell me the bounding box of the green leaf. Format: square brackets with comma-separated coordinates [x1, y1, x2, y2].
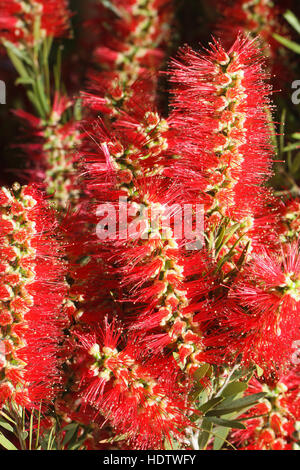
[27, 90, 45, 117]
[15, 77, 35, 86]
[193, 363, 211, 381]
[205, 392, 266, 417]
[62, 424, 78, 447]
[3, 40, 32, 65]
[6, 48, 30, 80]
[34, 76, 50, 116]
[0, 419, 14, 433]
[206, 417, 246, 429]
[20, 430, 28, 440]
[273, 33, 300, 54]
[284, 10, 300, 35]
[213, 426, 230, 450]
[221, 223, 241, 250]
[164, 437, 181, 450]
[283, 143, 300, 153]
[74, 98, 82, 121]
[221, 381, 248, 398]
[0, 432, 17, 450]
[234, 241, 251, 271]
[198, 418, 212, 450]
[199, 396, 224, 414]
[256, 365, 264, 378]
[0, 411, 17, 426]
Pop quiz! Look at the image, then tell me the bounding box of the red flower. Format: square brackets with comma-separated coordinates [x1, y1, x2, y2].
[0, 1, 71, 46]
[167, 36, 273, 226]
[221, 243, 300, 370]
[215, 0, 290, 60]
[279, 197, 300, 243]
[83, 0, 173, 117]
[0, 184, 66, 408]
[73, 320, 192, 450]
[13, 93, 80, 210]
[231, 368, 300, 450]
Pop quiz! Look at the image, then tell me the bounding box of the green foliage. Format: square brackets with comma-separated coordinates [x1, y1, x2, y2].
[0, 404, 91, 451]
[189, 365, 266, 450]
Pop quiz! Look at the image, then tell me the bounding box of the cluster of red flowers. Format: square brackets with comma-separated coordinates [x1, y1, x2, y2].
[62, 36, 299, 447]
[0, 184, 66, 408]
[279, 197, 300, 242]
[84, 0, 173, 115]
[15, 94, 81, 210]
[231, 369, 300, 450]
[215, 0, 289, 57]
[0, 0, 71, 46]
[215, 0, 293, 87]
[0, 0, 299, 451]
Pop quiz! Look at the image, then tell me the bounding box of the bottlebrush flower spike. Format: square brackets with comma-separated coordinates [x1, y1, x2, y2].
[0, 0, 71, 46]
[231, 369, 300, 450]
[279, 197, 300, 243]
[14, 94, 81, 211]
[220, 243, 300, 371]
[0, 184, 66, 408]
[84, 0, 174, 116]
[215, 0, 290, 61]
[167, 36, 277, 262]
[74, 320, 192, 450]
[168, 36, 273, 221]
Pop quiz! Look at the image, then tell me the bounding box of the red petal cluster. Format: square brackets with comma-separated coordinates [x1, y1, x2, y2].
[0, 184, 66, 408]
[68, 320, 192, 450]
[216, 243, 300, 370]
[231, 368, 300, 450]
[0, 0, 71, 46]
[14, 93, 80, 210]
[214, 0, 293, 87]
[83, 0, 173, 116]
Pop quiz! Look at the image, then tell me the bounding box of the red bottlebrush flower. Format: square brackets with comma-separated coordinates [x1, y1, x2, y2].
[0, 0, 71, 46]
[220, 243, 300, 371]
[13, 94, 80, 211]
[83, 0, 174, 116]
[214, 0, 292, 86]
[231, 368, 300, 450]
[167, 36, 273, 226]
[74, 320, 192, 450]
[0, 184, 66, 409]
[279, 197, 300, 243]
[164, 35, 280, 292]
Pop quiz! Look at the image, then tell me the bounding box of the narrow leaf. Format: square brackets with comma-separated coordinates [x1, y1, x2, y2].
[206, 417, 246, 429]
[273, 33, 300, 54]
[221, 381, 248, 398]
[284, 10, 300, 35]
[0, 420, 14, 433]
[206, 392, 266, 416]
[0, 432, 17, 450]
[199, 396, 224, 414]
[198, 418, 212, 450]
[213, 426, 230, 451]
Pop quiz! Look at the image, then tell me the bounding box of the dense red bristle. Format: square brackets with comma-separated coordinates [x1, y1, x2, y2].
[0, 0, 71, 45]
[0, 184, 66, 409]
